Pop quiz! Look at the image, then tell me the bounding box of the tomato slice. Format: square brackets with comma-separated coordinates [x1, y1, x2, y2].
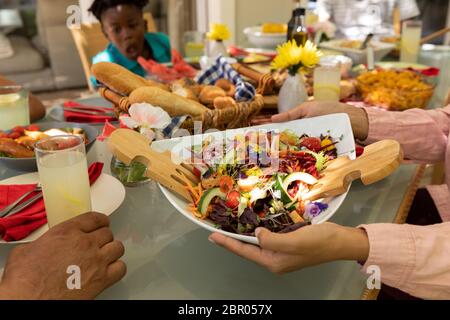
[193, 166, 202, 178]
[26, 124, 40, 131]
[300, 137, 321, 152]
[219, 175, 234, 193]
[11, 126, 25, 134]
[225, 190, 240, 209]
[8, 132, 21, 139]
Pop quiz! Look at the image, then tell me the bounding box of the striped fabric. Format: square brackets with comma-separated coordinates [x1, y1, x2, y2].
[316, 0, 420, 38]
[196, 56, 256, 102]
[159, 116, 189, 140]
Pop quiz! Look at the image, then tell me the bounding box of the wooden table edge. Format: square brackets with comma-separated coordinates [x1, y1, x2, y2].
[360, 164, 427, 300]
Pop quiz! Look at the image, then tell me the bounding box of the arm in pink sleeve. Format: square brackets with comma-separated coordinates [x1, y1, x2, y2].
[359, 223, 450, 299]
[363, 106, 450, 163]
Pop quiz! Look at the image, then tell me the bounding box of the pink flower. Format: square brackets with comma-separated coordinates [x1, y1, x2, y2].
[119, 103, 171, 141]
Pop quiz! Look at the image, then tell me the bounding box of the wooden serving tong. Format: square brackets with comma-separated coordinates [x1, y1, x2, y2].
[108, 129, 199, 201]
[303, 140, 403, 201]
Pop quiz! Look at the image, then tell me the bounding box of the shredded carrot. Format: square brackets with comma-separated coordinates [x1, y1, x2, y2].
[188, 206, 203, 218]
[180, 172, 199, 200]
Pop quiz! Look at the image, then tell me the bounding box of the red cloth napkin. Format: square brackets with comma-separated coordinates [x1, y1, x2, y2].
[63, 101, 117, 123]
[0, 162, 104, 242]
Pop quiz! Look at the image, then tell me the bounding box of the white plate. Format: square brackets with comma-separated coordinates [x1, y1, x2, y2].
[0, 173, 126, 244]
[152, 114, 356, 244]
[319, 40, 395, 65]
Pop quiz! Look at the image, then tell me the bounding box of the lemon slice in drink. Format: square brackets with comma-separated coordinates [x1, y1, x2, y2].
[0, 93, 20, 104]
[314, 84, 340, 100]
[60, 190, 86, 213]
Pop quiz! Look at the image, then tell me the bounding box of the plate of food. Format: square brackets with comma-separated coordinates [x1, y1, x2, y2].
[151, 114, 356, 244]
[355, 68, 435, 110]
[0, 122, 98, 172]
[0, 172, 125, 244]
[319, 39, 395, 65]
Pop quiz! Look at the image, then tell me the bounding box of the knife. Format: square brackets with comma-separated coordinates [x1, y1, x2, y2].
[64, 108, 116, 117]
[4, 192, 44, 217]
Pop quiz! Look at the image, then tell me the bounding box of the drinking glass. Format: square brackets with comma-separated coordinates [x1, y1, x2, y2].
[314, 65, 341, 102]
[183, 31, 205, 60]
[0, 85, 29, 131]
[400, 20, 422, 63]
[35, 135, 92, 228]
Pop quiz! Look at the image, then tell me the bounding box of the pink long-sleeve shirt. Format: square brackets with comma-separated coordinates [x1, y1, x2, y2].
[359, 106, 450, 299]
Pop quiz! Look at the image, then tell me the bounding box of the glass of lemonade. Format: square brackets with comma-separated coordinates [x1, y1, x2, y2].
[400, 20, 422, 63]
[314, 65, 341, 102]
[35, 135, 92, 228]
[183, 31, 205, 61]
[0, 85, 30, 131]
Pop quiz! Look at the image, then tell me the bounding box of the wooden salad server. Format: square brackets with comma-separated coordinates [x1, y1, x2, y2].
[107, 129, 199, 201]
[303, 139, 403, 201]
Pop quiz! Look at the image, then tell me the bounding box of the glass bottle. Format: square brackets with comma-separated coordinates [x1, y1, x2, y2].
[287, 0, 302, 41]
[290, 9, 308, 46]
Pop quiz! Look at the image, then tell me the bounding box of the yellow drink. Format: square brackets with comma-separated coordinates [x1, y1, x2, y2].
[400, 21, 422, 63]
[314, 66, 341, 102]
[0, 86, 29, 131]
[185, 42, 205, 59]
[36, 137, 92, 228]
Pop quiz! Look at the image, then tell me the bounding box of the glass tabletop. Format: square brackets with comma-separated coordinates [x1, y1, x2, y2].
[0, 136, 420, 300]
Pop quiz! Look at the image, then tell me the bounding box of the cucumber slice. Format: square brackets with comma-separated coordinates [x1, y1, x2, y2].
[198, 187, 226, 217]
[273, 174, 291, 204]
[237, 196, 248, 217]
[285, 200, 299, 211]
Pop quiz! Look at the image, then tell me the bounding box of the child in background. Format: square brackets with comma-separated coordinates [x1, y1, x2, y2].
[89, 0, 171, 86]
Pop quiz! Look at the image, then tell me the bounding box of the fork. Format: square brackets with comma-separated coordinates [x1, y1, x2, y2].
[64, 107, 116, 117]
[3, 192, 44, 218]
[0, 184, 42, 218]
[107, 129, 199, 201]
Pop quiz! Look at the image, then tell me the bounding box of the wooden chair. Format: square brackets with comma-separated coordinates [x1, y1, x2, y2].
[70, 13, 157, 91]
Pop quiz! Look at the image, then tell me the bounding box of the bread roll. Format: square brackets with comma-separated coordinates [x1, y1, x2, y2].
[199, 86, 226, 105]
[213, 96, 237, 110]
[215, 79, 236, 97]
[171, 83, 199, 102]
[340, 80, 356, 100]
[129, 86, 209, 117]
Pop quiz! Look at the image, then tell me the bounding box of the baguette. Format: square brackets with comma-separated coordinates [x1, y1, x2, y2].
[91, 62, 169, 95]
[129, 86, 209, 117]
[92, 62, 148, 95]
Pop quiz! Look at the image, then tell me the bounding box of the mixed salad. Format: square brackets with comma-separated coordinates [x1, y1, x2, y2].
[184, 130, 339, 235]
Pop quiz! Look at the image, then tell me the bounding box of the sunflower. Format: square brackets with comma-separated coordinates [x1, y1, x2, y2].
[207, 23, 231, 41]
[271, 40, 322, 75]
[300, 40, 322, 68]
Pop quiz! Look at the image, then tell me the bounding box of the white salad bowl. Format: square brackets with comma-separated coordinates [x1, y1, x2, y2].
[244, 26, 286, 49]
[319, 40, 395, 65]
[152, 114, 356, 244]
